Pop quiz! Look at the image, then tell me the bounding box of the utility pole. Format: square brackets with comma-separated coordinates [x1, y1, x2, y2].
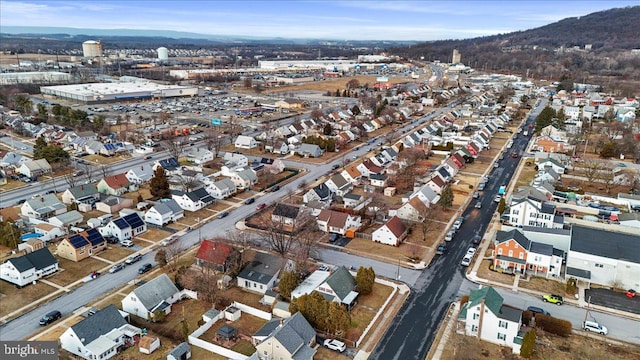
[583, 295, 591, 324]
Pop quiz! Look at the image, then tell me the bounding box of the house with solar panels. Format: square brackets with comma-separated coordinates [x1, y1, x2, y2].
[56, 228, 107, 262]
[0, 247, 59, 287]
[154, 158, 182, 176]
[102, 213, 147, 241]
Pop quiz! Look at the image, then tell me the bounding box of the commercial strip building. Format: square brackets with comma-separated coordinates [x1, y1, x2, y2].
[40, 81, 199, 103]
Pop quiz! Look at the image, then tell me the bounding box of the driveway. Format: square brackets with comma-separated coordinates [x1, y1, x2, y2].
[585, 288, 640, 315]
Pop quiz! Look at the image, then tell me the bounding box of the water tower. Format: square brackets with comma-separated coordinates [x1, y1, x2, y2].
[157, 47, 169, 61]
[82, 40, 102, 58]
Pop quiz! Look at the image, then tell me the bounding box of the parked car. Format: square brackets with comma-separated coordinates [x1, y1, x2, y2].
[270, 185, 280, 192]
[138, 263, 153, 274]
[526, 306, 550, 317]
[125, 254, 142, 265]
[144, 155, 153, 160]
[466, 247, 477, 257]
[511, 153, 519, 158]
[256, 203, 266, 211]
[332, 164, 340, 170]
[475, 201, 482, 209]
[444, 230, 455, 242]
[583, 320, 608, 335]
[453, 217, 464, 230]
[323, 339, 346, 353]
[161, 235, 178, 246]
[472, 235, 482, 246]
[472, 192, 480, 199]
[218, 211, 229, 219]
[436, 243, 447, 255]
[39, 310, 62, 326]
[494, 195, 502, 203]
[119, 239, 134, 247]
[244, 197, 255, 205]
[109, 263, 126, 274]
[542, 294, 564, 305]
[460, 254, 473, 266]
[477, 183, 486, 191]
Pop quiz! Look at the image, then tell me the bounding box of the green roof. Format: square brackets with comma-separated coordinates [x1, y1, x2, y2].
[467, 286, 504, 316]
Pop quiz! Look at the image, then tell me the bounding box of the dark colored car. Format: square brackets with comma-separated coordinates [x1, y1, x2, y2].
[436, 243, 447, 255]
[218, 211, 229, 219]
[332, 164, 340, 170]
[138, 263, 152, 274]
[472, 235, 482, 246]
[244, 198, 255, 205]
[527, 306, 550, 317]
[39, 310, 62, 326]
[271, 185, 280, 192]
[511, 153, 519, 158]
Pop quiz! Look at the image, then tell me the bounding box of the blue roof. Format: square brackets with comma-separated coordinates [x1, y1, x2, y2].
[86, 228, 105, 246]
[113, 218, 129, 230]
[123, 213, 144, 228]
[104, 143, 116, 151]
[68, 234, 88, 248]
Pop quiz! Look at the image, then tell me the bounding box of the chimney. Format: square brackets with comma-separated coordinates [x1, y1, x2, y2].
[279, 318, 284, 328]
[80, 185, 84, 190]
[41, 197, 45, 202]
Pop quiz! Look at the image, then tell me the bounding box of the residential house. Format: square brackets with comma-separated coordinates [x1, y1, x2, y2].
[60, 305, 140, 360]
[395, 196, 429, 222]
[325, 173, 353, 197]
[0, 151, 28, 167]
[206, 178, 237, 199]
[103, 213, 147, 241]
[493, 230, 563, 278]
[267, 140, 290, 155]
[272, 203, 304, 227]
[195, 239, 240, 273]
[369, 173, 388, 188]
[121, 274, 182, 320]
[412, 184, 440, 207]
[372, 216, 408, 246]
[458, 286, 523, 354]
[297, 143, 323, 158]
[316, 209, 362, 235]
[565, 226, 640, 290]
[426, 174, 447, 195]
[185, 147, 214, 165]
[21, 194, 66, 220]
[17, 159, 52, 178]
[251, 312, 316, 360]
[227, 168, 258, 190]
[234, 135, 258, 149]
[95, 195, 134, 214]
[537, 158, 565, 174]
[144, 199, 184, 226]
[56, 229, 107, 262]
[534, 136, 572, 154]
[316, 265, 359, 309]
[167, 343, 191, 360]
[0, 247, 58, 287]
[62, 184, 100, 205]
[48, 210, 84, 228]
[155, 158, 182, 175]
[223, 153, 249, 168]
[343, 193, 364, 209]
[341, 165, 362, 185]
[172, 188, 215, 212]
[505, 187, 562, 229]
[357, 159, 383, 178]
[125, 165, 154, 185]
[303, 183, 332, 204]
[33, 223, 65, 241]
[275, 98, 305, 109]
[237, 252, 288, 294]
[97, 173, 137, 196]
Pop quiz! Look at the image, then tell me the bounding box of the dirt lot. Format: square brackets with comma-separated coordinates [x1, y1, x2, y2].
[0, 280, 57, 318]
[49, 255, 110, 286]
[441, 330, 640, 360]
[263, 75, 414, 95]
[96, 245, 135, 263]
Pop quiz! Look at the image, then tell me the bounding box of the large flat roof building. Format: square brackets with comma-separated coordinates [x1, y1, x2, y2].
[40, 81, 199, 103]
[0, 71, 72, 85]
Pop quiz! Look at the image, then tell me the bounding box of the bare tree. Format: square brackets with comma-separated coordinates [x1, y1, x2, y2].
[63, 173, 78, 188]
[291, 211, 320, 261]
[81, 163, 95, 184]
[99, 164, 110, 179]
[416, 205, 438, 242]
[204, 129, 225, 158]
[164, 138, 185, 161]
[580, 159, 606, 183]
[179, 173, 200, 193]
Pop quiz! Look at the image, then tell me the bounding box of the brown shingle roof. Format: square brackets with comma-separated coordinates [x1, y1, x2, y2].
[385, 216, 407, 238]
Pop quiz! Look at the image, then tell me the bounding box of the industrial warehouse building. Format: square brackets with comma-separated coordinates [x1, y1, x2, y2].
[0, 71, 72, 85]
[40, 81, 199, 103]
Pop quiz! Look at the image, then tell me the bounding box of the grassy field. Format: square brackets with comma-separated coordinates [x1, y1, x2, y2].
[0, 281, 57, 318]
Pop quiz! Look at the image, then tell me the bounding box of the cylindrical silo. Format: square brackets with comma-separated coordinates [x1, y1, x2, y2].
[82, 40, 102, 58]
[157, 47, 169, 61]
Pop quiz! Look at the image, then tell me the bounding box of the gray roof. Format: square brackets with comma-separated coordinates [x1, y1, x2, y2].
[329, 173, 349, 188]
[213, 178, 236, 191]
[186, 188, 215, 204]
[496, 229, 531, 249]
[132, 274, 179, 311]
[529, 242, 553, 256]
[168, 342, 190, 359]
[570, 225, 640, 264]
[324, 266, 357, 301]
[151, 203, 172, 216]
[51, 210, 83, 224]
[71, 305, 126, 345]
[311, 183, 331, 199]
[67, 183, 98, 199]
[497, 304, 522, 322]
[271, 313, 316, 356]
[162, 199, 183, 213]
[253, 318, 281, 337]
[273, 203, 300, 219]
[238, 252, 285, 285]
[25, 194, 65, 213]
[5, 247, 57, 272]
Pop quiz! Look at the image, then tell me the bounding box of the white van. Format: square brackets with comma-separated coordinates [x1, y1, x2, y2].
[583, 321, 608, 335]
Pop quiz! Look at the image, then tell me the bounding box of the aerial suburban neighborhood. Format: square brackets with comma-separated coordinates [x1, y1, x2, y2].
[0, 2, 640, 360]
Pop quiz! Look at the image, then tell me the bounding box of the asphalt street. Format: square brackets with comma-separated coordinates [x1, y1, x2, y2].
[369, 99, 547, 360]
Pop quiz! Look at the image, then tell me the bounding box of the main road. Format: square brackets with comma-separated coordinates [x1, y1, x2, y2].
[369, 98, 548, 360]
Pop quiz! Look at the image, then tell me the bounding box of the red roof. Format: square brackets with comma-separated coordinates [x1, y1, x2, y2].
[196, 239, 235, 266]
[385, 216, 407, 239]
[104, 173, 130, 189]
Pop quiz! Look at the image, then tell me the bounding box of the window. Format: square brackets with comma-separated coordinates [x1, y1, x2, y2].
[519, 252, 524, 259]
[595, 263, 604, 268]
[514, 243, 519, 249]
[497, 333, 507, 341]
[512, 210, 519, 215]
[473, 313, 479, 320]
[508, 250, 513, 257]
[498, 248, 503, 255]
[471, 325, 478, 332]
[499, 320, 508, 329]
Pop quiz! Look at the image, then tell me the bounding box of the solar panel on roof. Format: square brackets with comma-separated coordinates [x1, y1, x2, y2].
[86, 228, 105, 245]
[69, 234, 88, 248]
[124, 213, 144, 228]
[113, 218, 129, 229]
[104, 143, 116, 151]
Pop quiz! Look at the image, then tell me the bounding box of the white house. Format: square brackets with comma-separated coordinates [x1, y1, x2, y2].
[185, 147, 214, 165]
[303, 183, 332, 204]
[17, 158, 52, 178]
[62, 184, 100, 205]
[227, 168, 258, 190]
[144, 199, 184, 226]
[237, 252, 289, 294]
[372, 216, 408, 246]
[395, 196, 430, 222]
[316, 209, 362, 235]
[206, 178, 237, 199]
[0, 247, 58, 287]
[125, 165, 155, 184]
[223, 152, 249, 168]
[21, 194, 66, 220]
[121, 274, 182, 320]
[325, 173, 353, 197]
[60, 305, 140, 360]
[171, 188, 215, 212]
[103, 213, 147, 241]
[505, 187, 561, 229]
[234, 135, 258, 149]
[458, 286, 523, 354]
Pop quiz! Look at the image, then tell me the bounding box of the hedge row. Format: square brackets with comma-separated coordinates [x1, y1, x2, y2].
[535, 314, 572, 337]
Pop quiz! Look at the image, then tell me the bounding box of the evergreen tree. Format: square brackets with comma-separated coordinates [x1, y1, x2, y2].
[278, 270, 300, 299]
[437, 185, 454, 209]
[0, 219, 21, 248]
[520, 329, 536, 358]
[355, 266, 375, 295]
[535, 106, 556, 133]
[150, 167, 171, 198]
[497, 197, 507, 214]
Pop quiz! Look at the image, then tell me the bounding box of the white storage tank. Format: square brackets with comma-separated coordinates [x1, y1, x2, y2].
[157, 47, 169, 61]
[82, 40, 102, 58]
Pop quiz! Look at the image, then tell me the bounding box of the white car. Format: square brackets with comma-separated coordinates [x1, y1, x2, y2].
[460, 254, 473, 267]
[494, 195, 502, 203]
[583, 321, 608, 335]
[466, 247, 477, 257]
[119, 239, 134, 247]
[444, 230, 455, 242]
[323, 339, 346, 352]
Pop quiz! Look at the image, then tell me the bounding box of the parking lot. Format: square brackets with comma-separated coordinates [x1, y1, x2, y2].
[585, 287, 640, 315]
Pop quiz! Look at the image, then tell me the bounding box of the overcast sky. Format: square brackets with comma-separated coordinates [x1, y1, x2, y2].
[1, 1, 638, 40]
